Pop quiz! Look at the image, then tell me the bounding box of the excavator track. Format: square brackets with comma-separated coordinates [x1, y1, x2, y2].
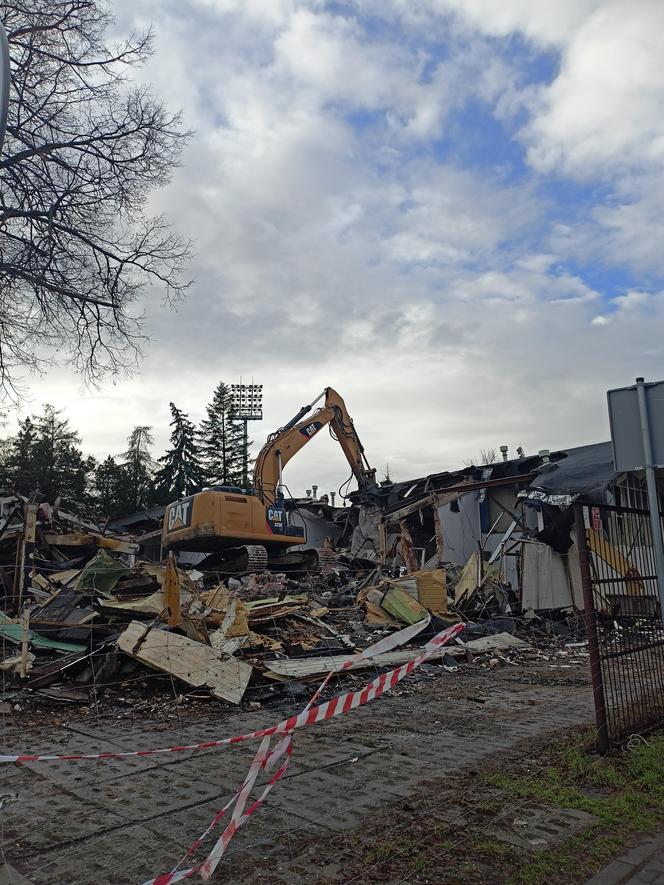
[245, 544, 269, 572]
[197, 544, 335, 576]
[204, 544, 268, 574]
[315, 548, 336, 576]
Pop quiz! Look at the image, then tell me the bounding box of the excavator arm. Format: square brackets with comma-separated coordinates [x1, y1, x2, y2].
[254, 387, 377, 505]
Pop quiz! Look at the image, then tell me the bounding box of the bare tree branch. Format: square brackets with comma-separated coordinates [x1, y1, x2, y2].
[0, 0, 193, 396]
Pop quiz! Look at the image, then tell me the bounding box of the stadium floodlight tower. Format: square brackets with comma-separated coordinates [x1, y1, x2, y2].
[230, 380, 263, 488]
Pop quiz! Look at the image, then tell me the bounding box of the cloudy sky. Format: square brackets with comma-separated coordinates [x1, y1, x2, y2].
[12, 0, 664, 497]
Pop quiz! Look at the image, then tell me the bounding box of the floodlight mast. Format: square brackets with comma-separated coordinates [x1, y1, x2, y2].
[230, 380, 263, 488]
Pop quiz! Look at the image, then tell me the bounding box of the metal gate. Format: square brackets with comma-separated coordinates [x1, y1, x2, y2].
[575, 501, 664, 752]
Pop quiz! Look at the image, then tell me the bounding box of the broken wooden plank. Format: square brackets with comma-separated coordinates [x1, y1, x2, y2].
[461, 632, 530, 653]
[365, 600, 399, 626]
[50, 568, 81, 586]
[100, 584, 193, 618]
[43, 532, 138, 554]
[245, 595, 309, 624]
[454, 551, 482, 602]
[264, 646, 465, 680]
[117, 620, 252, 705]
[164, 552, 181, 627]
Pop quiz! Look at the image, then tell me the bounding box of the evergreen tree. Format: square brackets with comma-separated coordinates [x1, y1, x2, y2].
[93, 456, 134, 518]
[5, 406, 94, 507]
[198, 382, 245, 487]
[121, 426, 155, 511]
[0, 437, 11, 489]
[5, 416, 38, 493]
[0, 412, 10, 488]
[154, 403, 204, 501]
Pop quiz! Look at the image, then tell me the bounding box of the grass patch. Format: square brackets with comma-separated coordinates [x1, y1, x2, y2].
[480, 730, 664, 884]
[345, 729, 664, 884]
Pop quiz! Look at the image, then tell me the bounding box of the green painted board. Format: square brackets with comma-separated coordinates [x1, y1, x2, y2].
[379, 584, 429, 625]
[0, 612, 86, 653]
[75, 549, 132, 597]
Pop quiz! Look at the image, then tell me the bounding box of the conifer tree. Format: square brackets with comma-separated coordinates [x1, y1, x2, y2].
[122, 426, 155, 511]
[5, 416, 38, 493]
[93, 456, 134, 518]
[154, 403, 204, 501]
[5, 406, 94, 506]
[197, 382, 245, 487]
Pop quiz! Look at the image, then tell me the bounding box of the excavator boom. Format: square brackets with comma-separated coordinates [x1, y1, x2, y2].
[253, 387, 376, 505]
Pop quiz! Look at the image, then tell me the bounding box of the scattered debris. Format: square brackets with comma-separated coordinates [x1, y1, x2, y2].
[0, 457, 638, 722]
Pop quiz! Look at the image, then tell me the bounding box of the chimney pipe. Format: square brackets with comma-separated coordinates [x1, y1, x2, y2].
[330, 492, 336, 506]
[500, 445, 509, 462]
[516, 446, 524, 459]
[312, 484, 318, 499]
[538, 449, 550, 464]
[305, 489, 312, 498]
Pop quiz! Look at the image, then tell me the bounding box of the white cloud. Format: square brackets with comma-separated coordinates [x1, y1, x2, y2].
[378, 0, 601, 45]
[523, 0, 664, 176]
[8, 0, 664, 497]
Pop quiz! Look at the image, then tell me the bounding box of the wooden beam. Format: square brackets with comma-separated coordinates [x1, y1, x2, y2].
[43, 532, 138, 554]
[163, 551, 181, 627]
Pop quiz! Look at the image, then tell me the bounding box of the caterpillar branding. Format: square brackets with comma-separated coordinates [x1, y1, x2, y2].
[299, 421, 323, 438]
[266, 506, 287, 534]
[166, 497, 193, 532]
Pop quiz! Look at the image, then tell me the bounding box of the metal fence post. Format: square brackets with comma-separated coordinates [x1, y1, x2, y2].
[574, 502, 609, 754]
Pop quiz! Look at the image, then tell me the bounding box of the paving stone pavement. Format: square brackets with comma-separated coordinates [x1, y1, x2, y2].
[585, 830, 664, 885]
[0, 666, 594, 884]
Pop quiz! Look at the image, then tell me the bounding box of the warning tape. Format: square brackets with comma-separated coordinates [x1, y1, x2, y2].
[142, 620, 464, 884]
[0, 616, 463, 883]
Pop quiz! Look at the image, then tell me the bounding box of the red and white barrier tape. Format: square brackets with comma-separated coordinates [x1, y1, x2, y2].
[0, 615, 463, 883]
[141, 619, 463, 884]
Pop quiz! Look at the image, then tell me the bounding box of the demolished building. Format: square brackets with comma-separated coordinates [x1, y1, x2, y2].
[350, 441, 663, 616]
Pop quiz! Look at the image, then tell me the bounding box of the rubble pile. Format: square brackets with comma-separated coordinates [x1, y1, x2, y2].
[0, 492, 592, 720]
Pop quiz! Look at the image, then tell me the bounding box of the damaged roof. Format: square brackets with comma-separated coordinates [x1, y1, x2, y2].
[528, 442, 617, 503]
[368, 440, 619, 510]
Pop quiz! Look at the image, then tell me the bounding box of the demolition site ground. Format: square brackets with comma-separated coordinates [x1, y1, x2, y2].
[5, 647, 662, 885]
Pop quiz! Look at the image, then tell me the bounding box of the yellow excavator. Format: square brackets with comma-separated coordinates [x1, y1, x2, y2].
[162, 387, 377, 571]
